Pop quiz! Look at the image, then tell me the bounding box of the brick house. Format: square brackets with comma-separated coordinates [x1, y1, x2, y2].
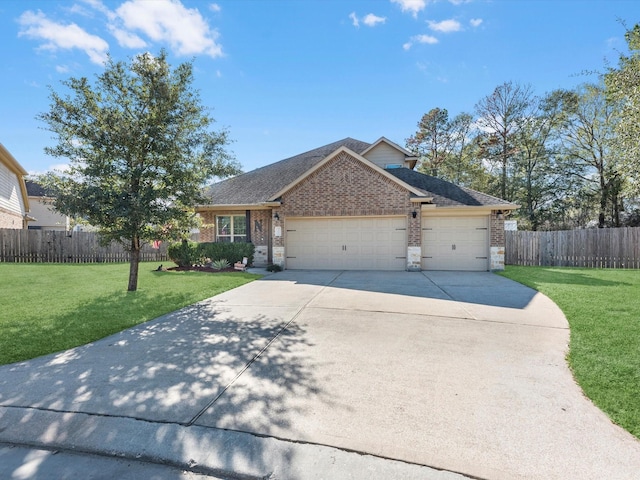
[197, 137, 517, 271]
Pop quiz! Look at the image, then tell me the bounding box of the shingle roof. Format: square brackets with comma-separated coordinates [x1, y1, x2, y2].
[387, 168, 515, 207]
[203, 137, 515, 208]
[205, 137, 371, 205]
[25, 180, 49, 197]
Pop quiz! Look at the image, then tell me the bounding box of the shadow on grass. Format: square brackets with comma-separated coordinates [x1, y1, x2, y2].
[1, 289, 208, 366]
[0, 295, 335, 478]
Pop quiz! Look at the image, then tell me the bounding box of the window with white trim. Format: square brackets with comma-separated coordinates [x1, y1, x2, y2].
[216, 215, 247, 242]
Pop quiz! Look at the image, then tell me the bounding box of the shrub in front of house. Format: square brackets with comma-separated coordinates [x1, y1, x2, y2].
[168, 240, 199, 267]
[197, 242, 254, 266]
[168, 241, 255, 267]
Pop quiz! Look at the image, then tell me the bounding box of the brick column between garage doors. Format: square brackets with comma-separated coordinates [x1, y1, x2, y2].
[407, 211, 421, 271]
[490, 210, 505, 270]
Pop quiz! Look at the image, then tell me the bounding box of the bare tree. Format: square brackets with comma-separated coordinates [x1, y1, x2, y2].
[475, 81, 535, 201]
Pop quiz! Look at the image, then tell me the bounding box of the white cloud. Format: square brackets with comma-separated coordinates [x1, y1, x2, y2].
[391, 0, 427, 17]
[115, 0, 223, 58]
[363, 14, 386, 27]
[108, 24, 147, 48]
[79, 0, 116, 21]
[210, 3, 221, 13]
[55, 64, 70, 73]
[427, 19, 462, 33]
[470, 18, 483, 27]
[18, 10, 109, 65]
[28, 163, 72, 177]
[403, 34, 439, 50]
[350, 12, 386, 28]
[349, 12, 359, 28]
[449, 0, 472, 4]
[415, 34, 439, 44]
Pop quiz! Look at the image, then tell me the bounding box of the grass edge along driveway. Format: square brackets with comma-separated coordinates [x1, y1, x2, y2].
[0, 262, 260, 366]
[499, 266, 640, 440]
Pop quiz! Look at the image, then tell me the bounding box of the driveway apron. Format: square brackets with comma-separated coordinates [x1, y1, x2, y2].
[1, 270, 639, 479]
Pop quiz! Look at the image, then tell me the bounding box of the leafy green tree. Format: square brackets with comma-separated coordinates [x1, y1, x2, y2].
[605, 23, 640, 197]
[406, 107, 453, 177]
[406, 109, 488, 189]
[558, 83, 622, 228]
[512, 89, 577, 230]
[39, 51, 241, 291]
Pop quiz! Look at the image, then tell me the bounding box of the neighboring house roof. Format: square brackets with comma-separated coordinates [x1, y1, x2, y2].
[203, 137, 516, 209]
[387, 168, 516, 208]
[25, 180, 50, 197]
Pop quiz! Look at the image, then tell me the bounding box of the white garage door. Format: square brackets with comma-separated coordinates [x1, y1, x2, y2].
[286, 217, 407, 270]
[422, 216, 489, 271]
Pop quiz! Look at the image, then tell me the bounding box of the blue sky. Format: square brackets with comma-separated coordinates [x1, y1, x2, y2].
[1, 0, 638, 176]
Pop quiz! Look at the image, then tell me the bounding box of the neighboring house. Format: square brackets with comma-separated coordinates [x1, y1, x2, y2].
[197, 137, 518, 271]
[0, 143, 31, 229]
[25, 180, 70, 231]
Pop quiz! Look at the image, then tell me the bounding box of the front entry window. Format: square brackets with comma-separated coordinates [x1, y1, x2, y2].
[216, 215, 247, 242]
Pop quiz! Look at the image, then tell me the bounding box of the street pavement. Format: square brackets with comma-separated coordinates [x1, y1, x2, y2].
[1, 270, 639, 479]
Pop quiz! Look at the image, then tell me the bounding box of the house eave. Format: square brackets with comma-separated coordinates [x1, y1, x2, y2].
[421, 204, 519, 213]
[195, 202, 280, 212]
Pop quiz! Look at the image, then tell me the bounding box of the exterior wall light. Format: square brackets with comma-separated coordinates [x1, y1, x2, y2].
[412, 211, 417, 218]
[274, 212, 280, 221]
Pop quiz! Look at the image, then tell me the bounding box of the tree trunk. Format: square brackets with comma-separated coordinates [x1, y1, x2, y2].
[599, 171, 607, 228]
[128, 236, 141, 292]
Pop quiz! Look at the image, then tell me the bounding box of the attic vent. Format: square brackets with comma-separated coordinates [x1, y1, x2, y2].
[385, 164, 403, 169]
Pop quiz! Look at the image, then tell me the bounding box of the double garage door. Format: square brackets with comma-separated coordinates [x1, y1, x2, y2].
[286, 217, 407, 270]
[284, 215, 490, 271]
[421, 216, 489, 271]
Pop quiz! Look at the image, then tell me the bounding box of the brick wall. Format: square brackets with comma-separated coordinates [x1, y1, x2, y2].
[198, 211, 216, 242]
[280, 152, 414, 218]
[490, 211, 505, 247]
[0, 208, 23, 229]
[250, 210, 271, 265]
[408, 211, 421, 247]
[490, 210, 505, 270]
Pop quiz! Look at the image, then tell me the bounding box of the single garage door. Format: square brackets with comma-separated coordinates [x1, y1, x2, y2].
[286, 217, 407, 270]
[422, 216, 489, 271]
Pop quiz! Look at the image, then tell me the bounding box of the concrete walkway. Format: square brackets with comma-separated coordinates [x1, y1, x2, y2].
[1, 271, 639, 479]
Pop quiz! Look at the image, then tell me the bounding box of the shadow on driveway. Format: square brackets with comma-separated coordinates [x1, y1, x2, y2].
[265, 269, 539, 310]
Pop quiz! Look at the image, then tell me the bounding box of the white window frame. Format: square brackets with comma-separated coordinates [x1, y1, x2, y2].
[216, 215, 247, 243]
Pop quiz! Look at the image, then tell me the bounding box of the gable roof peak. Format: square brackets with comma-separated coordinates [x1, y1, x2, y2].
[361, 136, 415, 158]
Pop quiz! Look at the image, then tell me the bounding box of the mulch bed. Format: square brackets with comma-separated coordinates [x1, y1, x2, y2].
[166, 266, 242, 273]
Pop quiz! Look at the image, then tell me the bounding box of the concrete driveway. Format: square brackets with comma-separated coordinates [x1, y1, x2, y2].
[1, 270, 640, 479]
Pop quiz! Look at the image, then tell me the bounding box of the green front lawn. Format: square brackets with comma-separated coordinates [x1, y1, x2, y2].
[0, 262, 260, 365]
[499, 266, 640, 439]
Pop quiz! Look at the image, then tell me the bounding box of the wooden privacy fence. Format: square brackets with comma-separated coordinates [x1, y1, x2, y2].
[505, 227, 640, 268]
[0, 228, 169, 263]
